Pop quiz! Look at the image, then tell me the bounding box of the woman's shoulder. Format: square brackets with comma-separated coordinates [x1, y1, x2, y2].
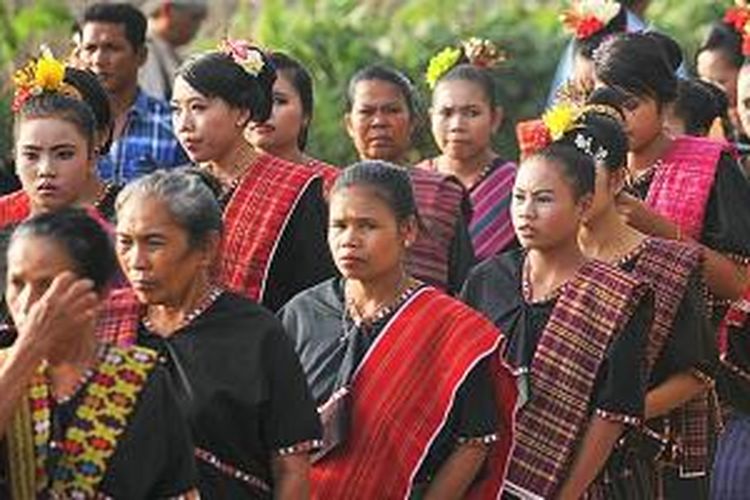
[280, 278, 341, 320]
[467, 248, 523, 285]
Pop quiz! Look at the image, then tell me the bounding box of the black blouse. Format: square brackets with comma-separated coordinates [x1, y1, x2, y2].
[619, 247, 718, 387]
[627, 153, 750, 257]
[280, 278, 498, 483]
[137, 292, 321, 499]
[0, 364, 196, 499]
[461, 250, 650, 420]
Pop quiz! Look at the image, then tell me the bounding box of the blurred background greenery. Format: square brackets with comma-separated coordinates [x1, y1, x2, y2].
[0, 0, 726, 174]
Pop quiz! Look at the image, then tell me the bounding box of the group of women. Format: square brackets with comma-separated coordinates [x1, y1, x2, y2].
[0, 1, 749, 499]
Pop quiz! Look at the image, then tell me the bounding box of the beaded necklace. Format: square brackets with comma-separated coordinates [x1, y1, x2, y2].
[142, 285, 223, 335]
[343, 276, 421, 330]
[521, 255, 574, 304]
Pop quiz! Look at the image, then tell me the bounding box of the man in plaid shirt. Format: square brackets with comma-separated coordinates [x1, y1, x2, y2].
[78, 3, 189, 185]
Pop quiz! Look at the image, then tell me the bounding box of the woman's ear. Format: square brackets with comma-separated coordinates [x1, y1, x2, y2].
[200, 231, 222, 268]
[491, 106, 504, 134]
[608, 166, 627, 195]
[399, 215, 419, 249]
[577, 193, 594, 220]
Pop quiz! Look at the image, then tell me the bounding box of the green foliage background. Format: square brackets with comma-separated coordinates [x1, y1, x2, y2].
[0, 0, 729, 171]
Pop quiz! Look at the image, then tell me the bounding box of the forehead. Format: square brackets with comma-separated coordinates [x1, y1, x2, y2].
[81, 21, 130, 45]
[16, 117, 86, 146]
[8, 234, 72, 276]
[171, 76, 209, 102]
[697, 49, 735, 73]
[351, 80, 407, 106]
[274, 72, 299, 95]
[116, 194, 179, 232]
[330, 185, 396, 217]
[433, 79, 489, 106]
[515, 157, 566, 189]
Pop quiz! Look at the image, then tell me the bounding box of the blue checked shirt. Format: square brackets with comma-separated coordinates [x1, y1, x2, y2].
[97, 89, 189, 184]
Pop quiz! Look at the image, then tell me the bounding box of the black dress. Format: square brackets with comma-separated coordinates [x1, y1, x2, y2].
[461, 249, 650, 424]
[0, 360, 197, 498]
[280, 278, 498, 487]
[137, 291, 322, 499]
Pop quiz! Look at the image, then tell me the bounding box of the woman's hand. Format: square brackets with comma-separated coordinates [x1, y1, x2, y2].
[13, 272, 98, 359]
[615, 192, 678, 239]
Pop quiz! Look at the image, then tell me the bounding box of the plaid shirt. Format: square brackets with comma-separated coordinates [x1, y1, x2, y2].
[97, 89, 189, 184]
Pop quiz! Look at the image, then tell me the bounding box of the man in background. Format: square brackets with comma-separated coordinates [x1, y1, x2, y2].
[139, 0, 207, 101]
[78, 3, 188, 184]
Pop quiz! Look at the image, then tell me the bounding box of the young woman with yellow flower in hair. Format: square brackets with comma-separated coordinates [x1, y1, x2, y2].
[461, 101, 653, 499]
[417, 39, 518, 261]
[0, 50, 123, 300]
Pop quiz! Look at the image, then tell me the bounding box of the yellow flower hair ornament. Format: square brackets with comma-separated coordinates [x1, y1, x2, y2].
[426, 46, 462, 89]
[426, 38, 505, 89]
[219, 38, 266, 77]
[542, 102, 581, 141]
[12, 46, 71, 113]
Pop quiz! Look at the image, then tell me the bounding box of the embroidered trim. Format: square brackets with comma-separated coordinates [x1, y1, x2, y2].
[274, 439, 324, 456]
[27, 345, 158, 497]
[595, 408, 642, 426]
[195, 447, 271, 493]
[457, 433, 499, 446]
[689, 368, 715, 387]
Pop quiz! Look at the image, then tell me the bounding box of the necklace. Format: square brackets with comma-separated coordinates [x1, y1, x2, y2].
[343, 276, 421, 329]
[521, 256, 572, 304]
[625, 159, 661, 191]
[92, 182, 115, 211]
[48, 344, 106, 405]
[143, 285, 224, 335]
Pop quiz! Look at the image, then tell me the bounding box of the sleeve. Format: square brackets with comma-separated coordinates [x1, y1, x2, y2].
[649, 271, 719, 386]
[592, 296, 652, 423]
[700, 153, 750, 257]
[452, 357, 499, 442]
[446, 203, 477, 295]
[260, 325, 322, 454]
[263, 179, 337, 312]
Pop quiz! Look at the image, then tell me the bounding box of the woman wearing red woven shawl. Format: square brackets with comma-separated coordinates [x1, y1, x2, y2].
[574, 92, 718, 499]
[345, 65, 476, 294]
[712, 284, 750, 498]
[0, 55, 122, 299]
[417, 39, 517, 261]
[462, 133, 653, 499]
[171, 39, 335, 312]
[0, 209, 197, 498]
[594, 32, 750, 311]
[247, 52, 339, 195]
[280, 161, 516, 499]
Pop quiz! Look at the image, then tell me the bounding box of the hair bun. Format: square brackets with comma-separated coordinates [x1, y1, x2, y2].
[644, 31, 683, 73]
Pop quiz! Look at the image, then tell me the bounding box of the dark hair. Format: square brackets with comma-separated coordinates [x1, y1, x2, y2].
[697, 22, 744, 70]
[10, 208, 117, 293]
[63, 67, 114, 154]
[116, 169, 223, 247]
[526, 143, 596, 201]
[573, 6, 627, 59]
[594, 32, 682, 105]
[269, 52, 313, 150]
[15, 93, 98, 156]
[347, 65, 419, 117]
[331, 160, 418, 223]
[82, 3, 147, 51]
[558, 87, 630, 170]
[177, 49, 276, 123]
[435, 63, 498, 107]
[672, 78, 729, 136]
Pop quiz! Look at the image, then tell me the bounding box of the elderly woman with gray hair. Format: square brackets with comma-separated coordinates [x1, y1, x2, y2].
[98, 169, 321, 499]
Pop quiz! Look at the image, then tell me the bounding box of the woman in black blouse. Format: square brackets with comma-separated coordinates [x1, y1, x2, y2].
[107, 169, 321, 498]
[461, 138, 652, 498]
